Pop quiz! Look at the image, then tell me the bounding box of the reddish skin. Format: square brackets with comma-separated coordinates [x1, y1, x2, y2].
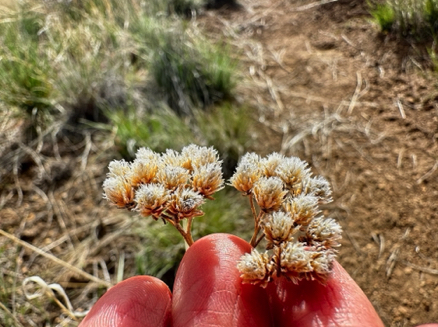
[78, 276, 171, 327]
[79, 234, 437, 327]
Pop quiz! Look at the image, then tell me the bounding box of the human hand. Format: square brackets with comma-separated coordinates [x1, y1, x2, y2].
[78, 234, 435, 327]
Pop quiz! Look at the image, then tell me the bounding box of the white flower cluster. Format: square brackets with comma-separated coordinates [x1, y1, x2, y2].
[102, 145, 224, 245]
[233, 153, 341, 287]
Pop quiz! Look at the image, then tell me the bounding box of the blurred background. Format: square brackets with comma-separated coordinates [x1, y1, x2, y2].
[0, 0, 437, 326]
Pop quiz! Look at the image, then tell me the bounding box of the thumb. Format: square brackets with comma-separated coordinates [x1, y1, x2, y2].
[78, 276, 172, 327]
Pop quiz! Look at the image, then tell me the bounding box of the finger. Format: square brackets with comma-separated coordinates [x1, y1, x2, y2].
[172, 233, 273, 327]
[79, 275, 172, 327]
[268, 261, 384, 327]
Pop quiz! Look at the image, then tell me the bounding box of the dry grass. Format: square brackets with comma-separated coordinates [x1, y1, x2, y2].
[2, 0, 438, 325]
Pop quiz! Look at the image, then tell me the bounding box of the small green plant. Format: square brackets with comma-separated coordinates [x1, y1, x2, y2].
[106, 106, 195, 158]
[370, 3, 395, 32]
[103, 145, 342, 287]
[195, 103, 251, 176]
[369, 0, 438, 38]
[0, 12, 56, 133]
[151, 37, 236, 116]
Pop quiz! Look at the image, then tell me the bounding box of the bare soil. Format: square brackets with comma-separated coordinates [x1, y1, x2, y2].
[200, 0, 438, 325]
[1, 0, 438, 326]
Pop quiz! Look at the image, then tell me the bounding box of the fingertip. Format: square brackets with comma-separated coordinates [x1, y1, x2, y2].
[79, 275, 171, 327]
[269, 261, 384, 327]
[173, 233, 272, 327]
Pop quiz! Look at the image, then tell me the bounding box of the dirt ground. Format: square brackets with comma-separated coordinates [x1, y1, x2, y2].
[201, 0, 438, 325]
[1, 0, 438, 326]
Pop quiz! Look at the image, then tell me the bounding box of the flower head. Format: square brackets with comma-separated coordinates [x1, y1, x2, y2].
[237, 249, 273, 288]
[181, 144, 221, 171]
[305, 176, 333, 204]
[134, 183, 169, 219]
[192, 163, 224, 199]
[284, 194, 320, 226]
[276, 157, 311, 195]
[279, 242, 313, 283]
[230, 153, 261, 194]
[161, 149, 184, 167]
[263, 211, 296, 247]
[308, 250, 336, 284]
[306, 217, 342, 248]
[107, 159, 131, 179]
[157, 166, 190, 190]
[135, 147, 160, 162]
[261, 152, 285, 177]
[253, 176, 287, 212]
[103, 176, 135, 209]
[129, 157, 159, 187]
[167, 187, 204, 220]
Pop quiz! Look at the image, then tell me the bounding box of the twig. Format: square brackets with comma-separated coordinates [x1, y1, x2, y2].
[396, 98, 406, 119]
[348, 72, 362, 115]
[401, 261, 438, 275]
[0, 229, 112, 288]
[417, 161, 438, 184]
[292, 0, 338, 11]
[341, 34, 355, 47]
[81, 132, 92, 171]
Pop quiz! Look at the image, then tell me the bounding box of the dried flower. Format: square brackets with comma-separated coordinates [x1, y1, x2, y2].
[107, 160, 131, 179]
[284, 194, 320, 226]
[134, 183, 169, 219]
[307, 217, 342, 248]
[305, 175, 333, 204]
[253, 177, 287, 212]
[192, 163, 224, 199]
[263, 211, 296, 247]
[261, 152, 285, 177]
[275, 157, 311, 195]
[157, 166, 190, 190]
[129, 158, 159, 187]
[181, 144, 220, 171]
[230, 153, 261, 194]
[308, 250, 336, 283]
[237, 249, 273, 288]
[103, 176, 135, 209]
[279, 242, 313, 283]
[161, 149, 184, 167]
[135, 147, 160, 162]
[102, 146, 341, 287]
[167, 187, 204, 220]
[234, 152, 341, 287]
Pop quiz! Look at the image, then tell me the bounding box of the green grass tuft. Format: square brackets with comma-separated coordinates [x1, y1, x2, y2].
[151, 36, 236, 116]
[370, 3, 395, 32]
[369, 0, 438, 38]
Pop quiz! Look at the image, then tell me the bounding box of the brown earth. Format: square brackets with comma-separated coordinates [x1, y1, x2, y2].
[199, 0, 438, 325]
[1, 0, 438, 326]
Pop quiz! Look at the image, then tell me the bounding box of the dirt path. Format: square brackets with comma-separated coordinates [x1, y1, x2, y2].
[201, 0, 438, 325]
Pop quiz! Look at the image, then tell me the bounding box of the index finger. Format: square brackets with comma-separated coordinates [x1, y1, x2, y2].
[268, 261, 385, 327]
[172, 233, 273, 327]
